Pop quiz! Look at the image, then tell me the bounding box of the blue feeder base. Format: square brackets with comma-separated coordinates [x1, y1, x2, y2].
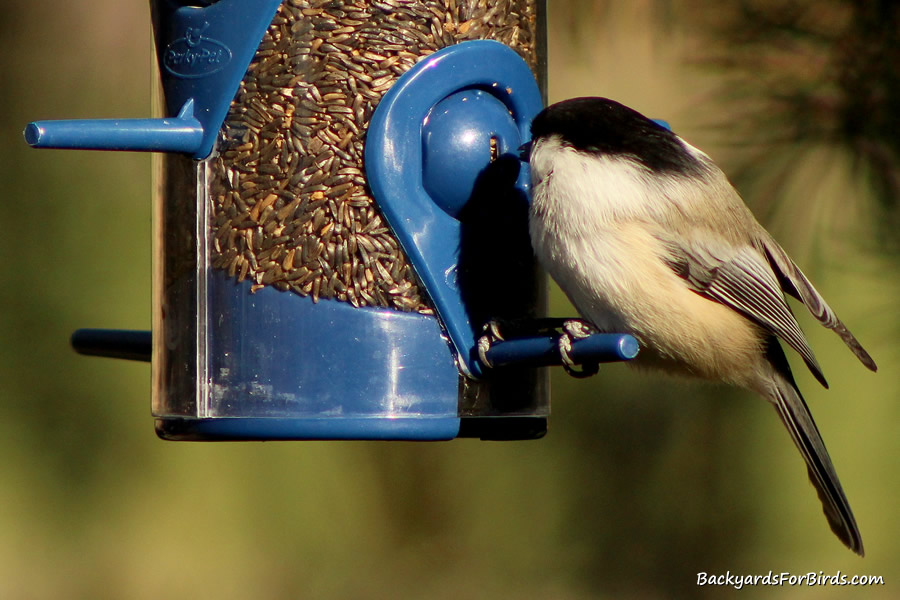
[155, 416, 462, 441]
[155, 416, 549, 441]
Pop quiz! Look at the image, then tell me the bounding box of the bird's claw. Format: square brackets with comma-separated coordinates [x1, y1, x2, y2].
[559, 319, 600, 378]
[562, 319, 597, 340]
[477, 319, 507, 369]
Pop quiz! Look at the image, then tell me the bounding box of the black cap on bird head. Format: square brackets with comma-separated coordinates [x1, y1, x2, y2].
[530, 97, 704, 176]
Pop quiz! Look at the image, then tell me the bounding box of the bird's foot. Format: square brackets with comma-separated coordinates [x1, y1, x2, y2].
[559, 319, 600, 378]
[478, 317, 602, 375]
[477, 318, 509, 369]
[561, 319, 597, 340]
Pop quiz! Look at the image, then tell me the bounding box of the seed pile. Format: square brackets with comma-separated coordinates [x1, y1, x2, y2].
[209, 0, 542, 311]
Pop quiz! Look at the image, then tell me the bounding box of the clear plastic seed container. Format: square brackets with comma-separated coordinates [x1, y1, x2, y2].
[151, 0, 548, 440]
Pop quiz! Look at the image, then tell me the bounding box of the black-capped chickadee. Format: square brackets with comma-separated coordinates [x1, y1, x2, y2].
[525, 97, 877, 555]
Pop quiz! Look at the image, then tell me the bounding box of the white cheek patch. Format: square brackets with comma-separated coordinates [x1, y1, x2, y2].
[532, 138, 669, 227]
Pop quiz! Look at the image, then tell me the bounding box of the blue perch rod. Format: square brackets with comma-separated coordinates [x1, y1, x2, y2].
[485, 333, 640, 369]
[24, 99, 203, 154]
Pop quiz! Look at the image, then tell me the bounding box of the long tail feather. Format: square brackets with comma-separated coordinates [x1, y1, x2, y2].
[765, 341, 864, 555]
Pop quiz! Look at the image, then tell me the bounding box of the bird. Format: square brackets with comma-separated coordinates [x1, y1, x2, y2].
[524, 96, 877, 555]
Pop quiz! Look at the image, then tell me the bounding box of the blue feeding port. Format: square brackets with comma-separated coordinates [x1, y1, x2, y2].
[366, 40, 543, 378]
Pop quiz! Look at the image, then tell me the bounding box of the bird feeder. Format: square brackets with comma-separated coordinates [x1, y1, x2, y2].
[26, 0, 637, 441]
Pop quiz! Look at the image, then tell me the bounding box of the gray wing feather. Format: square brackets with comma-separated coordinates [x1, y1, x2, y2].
[659, 236, 828, 387]
[761, 237, 878, 372]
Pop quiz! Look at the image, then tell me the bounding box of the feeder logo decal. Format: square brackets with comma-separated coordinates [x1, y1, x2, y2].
[164, 23, 232, 79]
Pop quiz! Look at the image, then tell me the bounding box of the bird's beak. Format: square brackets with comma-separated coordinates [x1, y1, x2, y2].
[518, 140, 532, 163]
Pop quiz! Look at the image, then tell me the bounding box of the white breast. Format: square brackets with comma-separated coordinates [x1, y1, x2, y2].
[527, 135, 765, 384]
[528, 136, 668, 329]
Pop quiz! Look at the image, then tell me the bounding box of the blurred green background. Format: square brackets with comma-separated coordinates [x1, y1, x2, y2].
[1, 1, 897, 598]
